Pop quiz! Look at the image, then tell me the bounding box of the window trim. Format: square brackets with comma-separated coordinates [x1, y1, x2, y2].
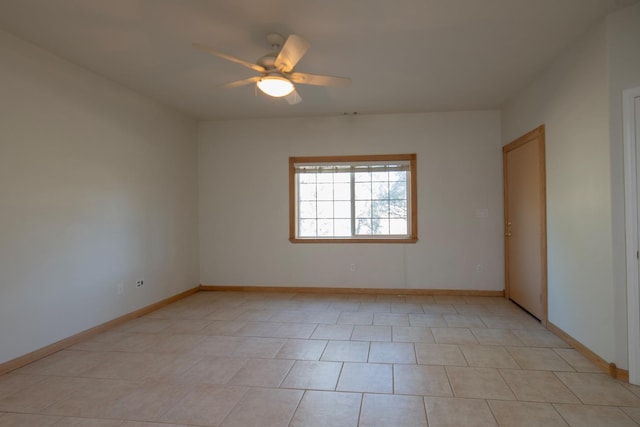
[289, 154, 418, 243]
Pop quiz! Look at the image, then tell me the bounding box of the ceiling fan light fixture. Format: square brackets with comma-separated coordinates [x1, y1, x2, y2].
[257, 75, 294, 97]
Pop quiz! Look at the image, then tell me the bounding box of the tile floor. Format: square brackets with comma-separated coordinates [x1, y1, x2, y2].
[1, 291, 640, 426]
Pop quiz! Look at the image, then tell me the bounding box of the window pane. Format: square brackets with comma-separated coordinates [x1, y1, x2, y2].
[334, 201, 351, 218]
[355, 200, 371, 218]
[334, 172, 351, 183]
[389, 200, 407, 218]
[390, 181, 406, 199]
[354, 183, 371, 200]
[372, 200, 389, 218]
[354, 171, 371, 182]
[317, 172, 333, 183]
[299, 173, 316, 184]
[317, 183, 333, 200]
[371, 171, 388, 182]
[390, 218, 407, 235]
[371, 181, 389, 200]
[389, 170, 406, 182]
[299, 183, 316, 201]
[317, 201, 333, 218]
[318, 219, 333, 236]
[356, 218, 372, 235]
[299, 201, 316, 219]
[299, 219, 317, 237]
[334, 183, 350, 200]
[372, 218, 390, 235]
[334, 219, 351, 236]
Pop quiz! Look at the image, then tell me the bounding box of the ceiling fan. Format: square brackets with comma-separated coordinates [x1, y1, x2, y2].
[193, 33, 351, 105]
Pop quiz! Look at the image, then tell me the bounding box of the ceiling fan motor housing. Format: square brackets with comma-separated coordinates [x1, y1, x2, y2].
[257, 52, 277, 70]
[266, 33, 285, 51]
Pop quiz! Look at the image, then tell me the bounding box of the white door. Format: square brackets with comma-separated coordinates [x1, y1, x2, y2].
[624, 87, 640, 385]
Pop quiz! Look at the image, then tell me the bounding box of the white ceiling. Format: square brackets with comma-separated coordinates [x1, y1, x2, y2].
[0, 0, 636, 120]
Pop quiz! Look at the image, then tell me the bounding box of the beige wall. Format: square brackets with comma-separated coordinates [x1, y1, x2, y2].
[198, 111, 504, 290]
[0, 30, 200, 364]
[502, 2, 640, 368]
[607, 3, 640, 368]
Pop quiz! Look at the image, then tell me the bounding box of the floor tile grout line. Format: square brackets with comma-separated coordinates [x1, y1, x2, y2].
[422, 395, 431, 426]
[391, 362, 395, 394]
[285, 389, 306, 427]
[443, 365, 456, 398]
[484, 399, 504, 427]
[355, 392, 364, 427]
[551, 401, 577, 426]
[333, 361, 345, 392]
[3, 291, 635, 426]
[551, 370, 590, 406]
[496, 365, 520, 402]
[500, 344, 522, 370]
[458, 343, 470, 367]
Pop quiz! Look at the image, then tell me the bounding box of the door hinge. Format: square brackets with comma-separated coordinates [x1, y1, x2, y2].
[637, 250, 639, 260]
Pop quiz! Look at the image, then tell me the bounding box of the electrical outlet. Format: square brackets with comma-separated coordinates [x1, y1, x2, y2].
[349, 263, 357, 272]
[476, 264, 483, 273]
[116, 283, 124, 295]
[136, 279, 144, 288]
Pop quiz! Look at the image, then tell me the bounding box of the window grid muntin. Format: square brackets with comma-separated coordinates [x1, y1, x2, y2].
[353, 168, 408, 236]
[297, 169, 353, 237]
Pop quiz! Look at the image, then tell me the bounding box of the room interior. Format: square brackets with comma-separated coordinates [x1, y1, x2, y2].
[1, 0, 640, 425]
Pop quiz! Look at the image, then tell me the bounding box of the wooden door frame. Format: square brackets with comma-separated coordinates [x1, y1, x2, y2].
[503, 125, 548, 326]
[623, 85, 640, 385]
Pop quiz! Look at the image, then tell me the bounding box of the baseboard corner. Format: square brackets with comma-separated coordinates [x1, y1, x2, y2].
[0, 285, 200, 376]
[547, 321, 629, 382]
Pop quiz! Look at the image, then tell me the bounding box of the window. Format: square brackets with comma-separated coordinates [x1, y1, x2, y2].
[289, 154, 417, 243]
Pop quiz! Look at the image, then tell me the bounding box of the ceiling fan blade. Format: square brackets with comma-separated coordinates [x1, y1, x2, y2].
[285, 89, 302, 105]
[274, 34, 310, 73]
[219, 76, 261, 89]
[192, 43, 266, 73]
[288, 72, 351, 87]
